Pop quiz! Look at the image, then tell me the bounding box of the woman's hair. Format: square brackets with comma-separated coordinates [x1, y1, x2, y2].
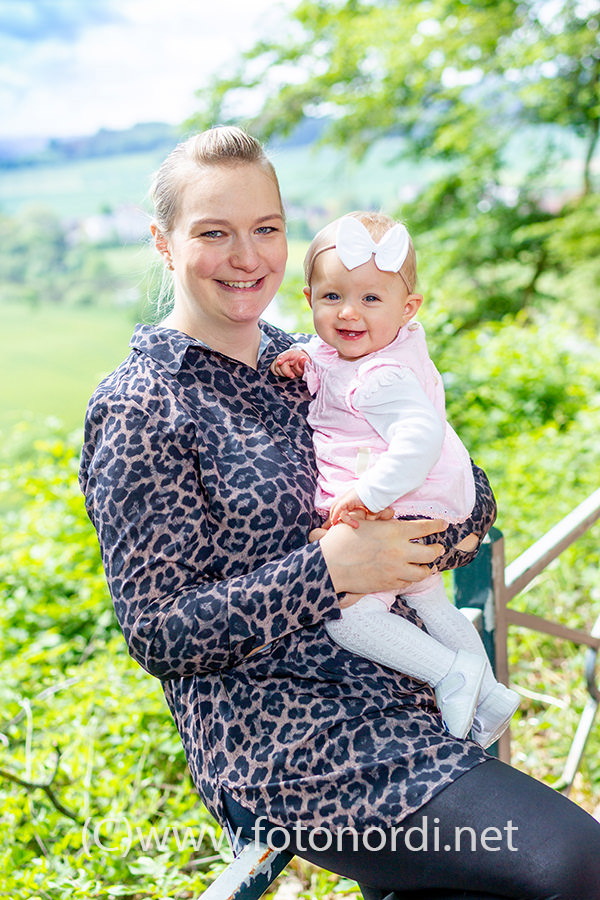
[304, 210, 417, 293]
[150, 125, 283, 236]
[147, 126, 283, 320]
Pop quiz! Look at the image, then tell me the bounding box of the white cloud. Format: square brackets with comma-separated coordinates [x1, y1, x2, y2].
[0, 0, 294, 138]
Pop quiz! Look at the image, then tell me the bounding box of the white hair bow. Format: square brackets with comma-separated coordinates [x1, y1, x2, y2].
[336, 217, 410, 273]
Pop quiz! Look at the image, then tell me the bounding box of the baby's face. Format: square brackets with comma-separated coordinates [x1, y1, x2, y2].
[305, 252, 419, 361]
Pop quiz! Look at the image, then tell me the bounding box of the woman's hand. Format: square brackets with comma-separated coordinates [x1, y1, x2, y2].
[316, 517, 447, 596]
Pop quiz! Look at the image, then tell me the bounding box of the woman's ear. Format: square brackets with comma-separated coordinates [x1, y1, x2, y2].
[151, 224, 173, 270]
[303, 286, 313, 309]
[402, 293, 423, 324]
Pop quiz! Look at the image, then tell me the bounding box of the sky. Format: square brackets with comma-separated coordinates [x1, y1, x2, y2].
[0, 0, 294, 140]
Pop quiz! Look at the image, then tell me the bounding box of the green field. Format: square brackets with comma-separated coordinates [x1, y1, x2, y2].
[0, 150, 165, 218]
[1, 304, 138, 431]
[0, 124, 587, 434]
[0, 240, 309, 433]
[0, 141, 418, 220]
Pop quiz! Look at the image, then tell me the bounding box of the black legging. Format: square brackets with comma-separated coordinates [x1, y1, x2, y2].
[223, 759, 600, 900]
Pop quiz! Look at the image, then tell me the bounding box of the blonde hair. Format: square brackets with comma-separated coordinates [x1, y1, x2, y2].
[150, 125, 283, 236]
[304, 211, 417, 292]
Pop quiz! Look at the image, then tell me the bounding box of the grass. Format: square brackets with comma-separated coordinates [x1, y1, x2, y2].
[0, 238, 310, 434]
[1, 303, 138, 432]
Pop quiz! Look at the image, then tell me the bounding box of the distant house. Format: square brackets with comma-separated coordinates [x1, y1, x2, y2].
[78, 205, 150, 244]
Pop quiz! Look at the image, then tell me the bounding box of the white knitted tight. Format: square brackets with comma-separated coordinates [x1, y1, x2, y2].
[325, 577, 497, 697]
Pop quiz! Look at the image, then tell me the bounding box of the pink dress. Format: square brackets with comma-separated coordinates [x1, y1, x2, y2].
[303, 321, 475, 524]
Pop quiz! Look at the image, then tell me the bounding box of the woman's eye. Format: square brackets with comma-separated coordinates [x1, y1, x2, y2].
[255, 225, 278, 234]
[200, 230, 224, 239]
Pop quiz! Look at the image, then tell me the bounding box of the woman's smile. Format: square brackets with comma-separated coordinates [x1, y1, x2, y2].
[217, 277, 265, 290]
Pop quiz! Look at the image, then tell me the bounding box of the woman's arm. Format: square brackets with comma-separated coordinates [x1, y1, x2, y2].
[313, 463, 497, 590]
[80, 395, 342, 681]
[80, 395, 446, 682]
[423, 461, 497, 571]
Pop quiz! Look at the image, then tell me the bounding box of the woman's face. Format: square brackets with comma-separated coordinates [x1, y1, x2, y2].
[160, 162, 288, 331]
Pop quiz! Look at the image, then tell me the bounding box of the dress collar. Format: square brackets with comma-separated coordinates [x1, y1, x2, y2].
[129, 322, 274, 375]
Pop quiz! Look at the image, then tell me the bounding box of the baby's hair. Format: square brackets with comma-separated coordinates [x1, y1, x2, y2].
[304, 211, 417, 292]
[150, 125, 283, 236]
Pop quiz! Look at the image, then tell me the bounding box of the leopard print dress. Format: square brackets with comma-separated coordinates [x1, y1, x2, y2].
[79, 322, 494, 833]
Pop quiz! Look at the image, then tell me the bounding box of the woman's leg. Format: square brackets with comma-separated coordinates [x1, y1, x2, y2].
[224, 759, 600, 899]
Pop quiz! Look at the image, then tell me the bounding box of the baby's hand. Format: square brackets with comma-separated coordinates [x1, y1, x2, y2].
[270, 348, 310, 378]
[329, 488, 373, 529]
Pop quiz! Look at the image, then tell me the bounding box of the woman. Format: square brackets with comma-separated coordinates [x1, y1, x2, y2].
[79, 126, 600, 898]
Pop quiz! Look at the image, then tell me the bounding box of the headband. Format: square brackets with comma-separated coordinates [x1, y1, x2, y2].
[309, 217, 412, 290]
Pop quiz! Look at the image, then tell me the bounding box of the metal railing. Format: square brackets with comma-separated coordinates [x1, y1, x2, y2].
[455, 487, 600, 774]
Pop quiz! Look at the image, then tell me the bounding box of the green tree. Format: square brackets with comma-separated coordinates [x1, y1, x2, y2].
[513, 0, 600, 195]
[193, 0, 600, 321]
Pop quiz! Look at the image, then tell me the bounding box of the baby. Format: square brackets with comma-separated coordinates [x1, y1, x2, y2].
[271, 212, 519, 747]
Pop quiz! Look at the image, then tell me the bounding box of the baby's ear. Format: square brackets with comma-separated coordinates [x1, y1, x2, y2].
[303, 286, 313, 308]
[403, 293, 423, 322]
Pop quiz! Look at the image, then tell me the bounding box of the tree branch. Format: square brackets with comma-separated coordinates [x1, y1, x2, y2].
[584, 115, 599, 196]
[0, 747, 83, 825]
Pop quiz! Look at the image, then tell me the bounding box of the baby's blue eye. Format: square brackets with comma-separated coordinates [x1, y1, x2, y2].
[324, 292, 340, 301]
[363, 295, 381, 303]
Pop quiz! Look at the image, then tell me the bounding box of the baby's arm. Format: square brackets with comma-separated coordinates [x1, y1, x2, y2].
[270, 347, 310, 378]
[330, 367, 443, 527]
[351, 365, 445, 513]
[330, 488, 371, 528]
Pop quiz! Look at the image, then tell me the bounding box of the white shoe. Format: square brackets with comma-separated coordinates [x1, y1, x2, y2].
[434, 650, 487, 739]
[470, 683, 520, 749]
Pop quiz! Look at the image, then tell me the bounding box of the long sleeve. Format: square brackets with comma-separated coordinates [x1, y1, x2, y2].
[351, 366, 445, 512]
[77, 324, 494, 835]
[80, 393, 340, 682]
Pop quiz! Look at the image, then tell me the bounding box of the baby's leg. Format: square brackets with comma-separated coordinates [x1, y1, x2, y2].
[325, 593, 486, 739]
[404, 576, 519, 747]
[326, 593, 452, 685]
[403, 575, 497, 699]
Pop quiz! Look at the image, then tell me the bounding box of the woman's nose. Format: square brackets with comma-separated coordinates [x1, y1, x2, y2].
[230, 238, 260, 271]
